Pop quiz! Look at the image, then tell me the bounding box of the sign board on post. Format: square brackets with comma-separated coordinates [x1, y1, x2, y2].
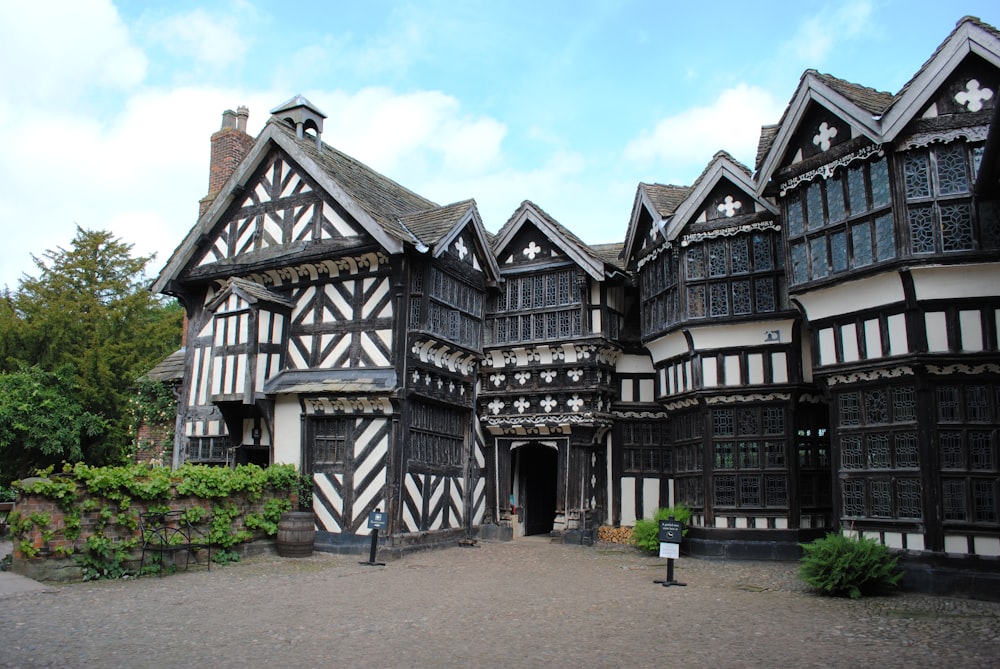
[658, 519, 683, 543]
[654, 517, 686, 588]
[367, 511, 387, 530]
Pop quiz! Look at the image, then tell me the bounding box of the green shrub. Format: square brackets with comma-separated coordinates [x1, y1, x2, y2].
[799, 532, 903, 599]
[632, 504, 691, 553]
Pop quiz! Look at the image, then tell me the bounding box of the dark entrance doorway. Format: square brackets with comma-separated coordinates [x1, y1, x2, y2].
[512, 443, 558, 537]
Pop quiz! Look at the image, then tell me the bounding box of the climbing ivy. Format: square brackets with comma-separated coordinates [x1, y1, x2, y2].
[11, 462, 299, 579]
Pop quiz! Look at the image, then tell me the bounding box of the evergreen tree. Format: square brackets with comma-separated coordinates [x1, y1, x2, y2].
[0, 227, 182, 474]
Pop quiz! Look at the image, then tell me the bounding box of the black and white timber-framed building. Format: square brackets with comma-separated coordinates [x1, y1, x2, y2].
[153, 17, 1000, 591]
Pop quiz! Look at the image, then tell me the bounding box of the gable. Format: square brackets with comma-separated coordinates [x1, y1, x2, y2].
[195, 151, 369, 268]
[915, 54, 998, 121]
[499, 222, 567, 268]
[441, 223, 487, 272]
[779, 101, 854, 170]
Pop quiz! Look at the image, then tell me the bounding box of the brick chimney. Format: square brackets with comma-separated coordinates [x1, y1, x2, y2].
[199, 106, 254, 218]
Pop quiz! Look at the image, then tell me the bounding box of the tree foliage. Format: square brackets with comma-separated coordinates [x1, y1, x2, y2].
[0, 365, 106, 485]
[0, 227, 182, 480]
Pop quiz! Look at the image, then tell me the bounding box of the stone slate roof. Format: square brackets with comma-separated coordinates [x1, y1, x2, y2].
[638, 183, 691, 218]
[226, 276, 296, 309]
[143, 349, 186, 383]
[263, 369, 397, 395]
[810, 70, 894, 115]
[590, 243, 626, 271]
[400, 199, 476, 246]
[269, 119, 439, 245]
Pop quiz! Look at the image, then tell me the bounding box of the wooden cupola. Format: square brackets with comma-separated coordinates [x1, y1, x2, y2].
[269, 95, 327, 148]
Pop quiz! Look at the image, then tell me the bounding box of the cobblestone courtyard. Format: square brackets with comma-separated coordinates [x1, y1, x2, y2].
[2, 538, 999, 668]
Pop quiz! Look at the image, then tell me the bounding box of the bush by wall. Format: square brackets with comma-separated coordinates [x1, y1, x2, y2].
[8, 462, 299, 580]
[798, 532, 903, 598]
[632, 504, 692, 553]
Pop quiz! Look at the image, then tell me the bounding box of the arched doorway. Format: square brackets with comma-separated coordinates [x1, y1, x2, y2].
[511, 442, 558, 537]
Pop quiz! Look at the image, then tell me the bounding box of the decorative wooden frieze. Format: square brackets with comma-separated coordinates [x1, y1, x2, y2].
[779, 145, 884, 195]
[679, 219, 780, 247]
[612, 409, 670, 420]
[798, 393, 826, 404]
[897, 125, 989, 151]
[636, 239, 673, 271]
[661, 398, 699, 411]
[483, 343, 620, 369]
[825, 366, 914, 385]
[704, 392, 791, 404]
[409, 339, 479, 376]
[301, 396, 394, 415]
[926, 363, 1000, 375]
[243, 252, 389, 287]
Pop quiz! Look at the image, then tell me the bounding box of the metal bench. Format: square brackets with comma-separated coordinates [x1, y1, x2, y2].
[138, 510, 211, 575]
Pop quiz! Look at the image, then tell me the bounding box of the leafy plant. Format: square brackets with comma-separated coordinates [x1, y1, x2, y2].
[632, 504, 692, 553]
[799, 532, 903, 599]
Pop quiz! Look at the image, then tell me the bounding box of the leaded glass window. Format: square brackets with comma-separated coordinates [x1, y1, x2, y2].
[489, 268, 580, 345]
[903, 142, 986, 255]
[782, 155, 894, 285]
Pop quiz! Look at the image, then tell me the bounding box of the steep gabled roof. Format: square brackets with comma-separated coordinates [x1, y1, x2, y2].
[492, 200, 613, 281]
[153, 116, 440, 293]
[400, 199, 501, 282]
[665, 151, 777, 241]
[881, 15, 1000, 140]
[754, 70, 890, 196]
[205, 276, 296, 312]
[621, 182, 691, 261]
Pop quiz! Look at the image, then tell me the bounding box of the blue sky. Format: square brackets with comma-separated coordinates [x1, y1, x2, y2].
[1, 0, 998, 291]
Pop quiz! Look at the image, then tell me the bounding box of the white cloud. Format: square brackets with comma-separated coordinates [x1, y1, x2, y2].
[144, 8, 249, 70]
[622, 84, 784, 182]
[321, 88, 507, 177]
[784, 0, 874, 64]
[0, 0, 145, 103]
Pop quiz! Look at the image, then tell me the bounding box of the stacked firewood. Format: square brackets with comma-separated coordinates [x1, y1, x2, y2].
[597, 526, 634, 545]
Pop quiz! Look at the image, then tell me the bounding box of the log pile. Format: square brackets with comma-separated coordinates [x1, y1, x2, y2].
[597, 526, 634, 545]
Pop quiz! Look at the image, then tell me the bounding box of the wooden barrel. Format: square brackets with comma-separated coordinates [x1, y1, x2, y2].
[276, 511, 315, 558]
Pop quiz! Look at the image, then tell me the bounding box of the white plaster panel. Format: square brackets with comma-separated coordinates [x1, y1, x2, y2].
[772, 352, 788, 383]
[796, 272, 904, 321]
[591, 307, 602, 334]
[617, 354, 655, 374]
[621, 477, 636, 526]
[273, 395, 304, 468]
[685, 361, 693, 390]
[724, 355, 741, 386]
[906, 533, 925, 551]
[910, 263, 1000, 300]
[643, 478, 660, 519]
[841, 323, 860, 363]
[735, 517, 748, 528]
[959, 310, 983, 352]
[667, 366, 675, 395]
[687, 319, 795, 349]
[925, 312, 949, 352]
[819, 328, 837, 366]
[639, 379, 654, 402]
[973, 536, 1000, 557]
[715, 516, 728, 528]
[863, 319, 882, 358]
[774, 517, 788, 529]
[748, 353, 764, 385]
[887, 313, 908, 355]
[702, 358, 718, 387]
[620, 380, 634, 402]
[944, 534, 968, 554]
[645, 331, 689, 364]
[883, 532, 904, 549]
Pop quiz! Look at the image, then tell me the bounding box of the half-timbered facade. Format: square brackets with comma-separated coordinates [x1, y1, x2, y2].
[153, 96, 499, 551]
[154, 16, 1000, 590]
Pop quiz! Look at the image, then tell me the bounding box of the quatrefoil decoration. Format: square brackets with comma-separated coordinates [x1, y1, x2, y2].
[954, 79, 994, 112]
[812, 121, 838, 151]
[717, 195, 742, 218]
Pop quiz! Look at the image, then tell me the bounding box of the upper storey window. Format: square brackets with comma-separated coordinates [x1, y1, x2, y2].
[488, 268, 581, 345]
[903, 141, 987, 255]
[639, 251, 678, 336]
[682, 230, 785, 322]
[411, 266, 484, 349]
[785, 155, 895, 286]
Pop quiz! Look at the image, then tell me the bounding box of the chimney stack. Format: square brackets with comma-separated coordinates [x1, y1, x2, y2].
[199, 107, 255, 218]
